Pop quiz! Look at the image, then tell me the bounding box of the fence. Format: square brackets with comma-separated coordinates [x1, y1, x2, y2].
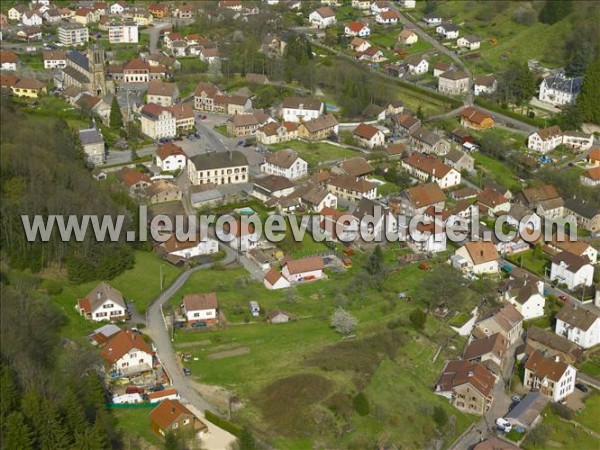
[106, 402, 155, 410]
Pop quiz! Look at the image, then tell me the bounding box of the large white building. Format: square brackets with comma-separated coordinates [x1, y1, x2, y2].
[502, 278, 546, 320]
[57, 23, 89, 46]
[538, 73, 583, 106]
[108, 21, 139, 44]
[101, 329, 154, 376]
[527, 126, 564, 153]
[524, 350, 576, 402]
[281, 97, 323, 122]
[260, 149, 308, 180]
[187, 151, 249, 186]
[140, 103, 176, 139]
[555, 304, 600, 349]
[550, 252, 594, 290]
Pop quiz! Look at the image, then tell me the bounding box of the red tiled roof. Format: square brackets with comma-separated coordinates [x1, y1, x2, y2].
[101, 329, 153, 364]
[183, 292, 218, 311]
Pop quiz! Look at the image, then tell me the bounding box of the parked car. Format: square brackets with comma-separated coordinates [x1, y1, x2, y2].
[192, 321, 207, 328]
[575, 383, 589, 393]
[495, 418, 512, 433]
[183, 368, 191, 376]
[558, 295, 569, 303]
[511, 395, 521, 403]
[148, 384, 165, 392]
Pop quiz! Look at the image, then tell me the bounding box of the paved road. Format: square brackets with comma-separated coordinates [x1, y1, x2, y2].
[145, 242, 238, 414]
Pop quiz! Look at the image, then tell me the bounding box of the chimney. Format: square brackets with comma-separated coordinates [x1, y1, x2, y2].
[468, 370, 474, 377]
[97, 291, 102, 300]
[554, 355, 560, 363]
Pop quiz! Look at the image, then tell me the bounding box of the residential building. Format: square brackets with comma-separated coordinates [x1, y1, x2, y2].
[506, 203, 541, 235]
[21, 10, 43, 26]
[326, 175, 377, 202]
[148, 3, 169, 18]
[148, 389, 180, 404]
[182, 292, 218, 324]
[110, 1, 127, 15]
[371, 0, 391, 14]
[309, 7, 337, 28]
[73, 7, 98, 25]
[227, 113, 267, 137]
[255, 121, 298, 145]
[353, 123, 385, 149]
[227, 95, 252, 115]
[549, 238, 597, 265]
[76, 282, 127, 321]
[588, 147, 600, 166]
[282, 96, 323, 122]
[58, 23, 90, 46]
[297, 114, 339, 141]
[345, 21, 370, 37]
[452, 241, 499, 275]
[444, 149, 474, 172]
[460, 107, 494, 130]
[376, 10, 399, 25]
[539, 73, 583, 106]
[221, 219, 260, 252]
[438, 70, 470, 95]
[457, 34, 481, 50]
[477, 188, 510, 217]
[169, 102, 195, 132]
[436, 22, 459, 39]
[527, 125, 563, 153]
[140, 103, 176, 139]
[282, 256, 325, 283]
[260, 149, 308, 180]
[187, 151, 249, 186]
[118, 167, 151, 196]
[409, 126, 450, 154]
[8, 5, 26, 21]
[252, 175, 296, 202]
[562, 131, 594, 151]
[405, 221, 447, 254]
[580, 166, 600, 187]
[550, 251, 594, 290]
[564, 198, 600, 234]
[146, 180, 182, 204]
[406, 55, 429, 75]
[11, 78, 46, 98]
[157, 233, 218, 261]
[463, 333, 508, 373]
[156, 142, 186, 171]
[398, 29, 418, 45]
[349, 37, 371, 53]
[147, 80, 178, 107]
[352, 197, 397, 241]
[474, 303, 524, 344]
[502, 277, 546, 320]
[43, 51, 67, 69]
[79, 127, 105, 167]
[473, 75, 497, 96]
[514, 185, 564, 220]
[149, 399, 207, 438]
[435, 360, 495, 415]
[391, 182, 446, 217]
[275, 181, 337, 213]
[101, 329, 154, 376]
[108, 21, 138, 44]
[173, 4, 194, 19]
[524, 350, 576, 402]
[526, 326, 582, 365]
[555, 304, 600, 349]
[433, 61, 455, 77]
[352, 0, 371, 9]
[335, 156, 374, 178]
[394, 113, 421, 135]
[0, 51, 18, 71]
[401, 153, 461, 189]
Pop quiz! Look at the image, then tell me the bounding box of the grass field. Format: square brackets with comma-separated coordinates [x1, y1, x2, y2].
[113, 407, 161, 447]
[271, 141, 359, 168]
[507, 250, 551, 277]
[472, 152, 518, 189]
[575, 393, 600, 433]
[45, 251, 181, 340]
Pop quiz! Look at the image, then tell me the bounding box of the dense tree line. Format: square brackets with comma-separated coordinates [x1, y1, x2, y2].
[0, 99, 137, 281]
[0, 281, 120, 449]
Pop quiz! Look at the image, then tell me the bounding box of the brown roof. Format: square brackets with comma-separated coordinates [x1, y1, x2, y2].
[477, 304, 524, 334]
[146, 180, 180, 198]
[254, 174, 295, 192]
[403, 153, 454, 179]
[183, 293, 218, 311]
[350, 37, 369, 47]
[0, 74, 18, 88]
[282, 96, 323, 111]
[168, 102, 194, 121]
[159, 233, 209, 254]
[156, 142, 185, 160]
[551, 251, 591, 272]
[535, 125, 562, 141]
[42, 51, 66, 61]
[13, 78, 45, 90]
[437, 360, 495, 397]
[379, 10, 399, 20]
[399, 29, 416, 40]
[265, 149, 301, 169]
[353, 123, 381, 140]
[339, 156, 373, 177]
[228, 94, 249, 106]
[453, 187, 478, 200]
[395, 113, 420, 130]
[556, 304, 599, 331]
[119, 167, 151, 187]
[440, 69, 469, 80]
[460, 106, 493, 125]
[299, 114, 338, 134]
[551, 238, 593, 258]
[230, 113, 261, 128]
[463, 333, 507, 361]
[147, 80, 177, 97]
[525, 350, 569, 382]
[526, 326, 583, 360]
[474, 75, 497, 87]
[264, 269, 284, 286]
[222, 219, 255, 237]
[385, 143, 407, 156]
[314, 6, 335, 18]
[77, 282, 126, 314]
[582, 166, 600, 181]
[284, 256, 324, 275]
[403, 182, 446, 208]
[141, 102, 169, 119]
[463, 241, 499, 265]
[472, 438, 519, 450]
[124, 58, 150, 71]
[101, 329, 153, 364]
[328, 175, 376, 193]
[148, 388, 178, 401]
[477, 188, 508, 208]
[149, 399, 198, 431]
[434, 61, 453, 72]
[589, 147, 600, 162]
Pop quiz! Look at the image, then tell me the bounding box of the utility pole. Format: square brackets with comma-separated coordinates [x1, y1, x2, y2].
[160, 264, 163, 290]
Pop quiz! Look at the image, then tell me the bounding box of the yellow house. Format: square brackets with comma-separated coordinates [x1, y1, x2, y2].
[11, 78, 46, 98]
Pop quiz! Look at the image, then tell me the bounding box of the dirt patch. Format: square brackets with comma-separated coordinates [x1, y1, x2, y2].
[254, 373, 333, 437]
[207, 347, 250, 360]
[190, 381, 234, 411]
[175, 340, 212, 348]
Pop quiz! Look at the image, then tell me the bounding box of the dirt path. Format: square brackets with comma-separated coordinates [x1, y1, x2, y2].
[207, 347, 250, 360]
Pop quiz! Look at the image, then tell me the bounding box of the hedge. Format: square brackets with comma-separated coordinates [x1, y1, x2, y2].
[204, 411, 243, 437]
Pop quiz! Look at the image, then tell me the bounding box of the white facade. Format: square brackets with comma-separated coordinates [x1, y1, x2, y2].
[0, 61, 17, 71]
[140, 110, 176, 139]
[308, 10, 337, 28]
[408, 58, 429, 75]
[527, 131, 563, 153]
[556, 314, 600, 349]
[184, 306, 217, 322]
[506, 212, 542, 235]
[110, 3, 126, 15]
[169, 238, 219, 259]
[43, 57, 66, 69]
[524, 359, 576, 402]
[260, 157, 308, 180]
[550, 260, 594, 290]
[436, 25, 459, 39]
[157, 154, 186, 172]
[344, 24, 370, 37]
[108, 22, 139, 44]
[401, 0, 416, 8]
[58, 24, 89, 46]
[90, 299, 127, 321]
[539, 75, 582, 106]
[22, 12, 43, 26]
[562, 133, 594, 151]
[453, 246, 499, 275]
[405, 224, 447, 253]
[457, 36, 480, 50]
[230, 231, 260, 252]
[474, 80, 497, 96]
[506, 292, 545, 321]
[282, 265, 323, 283]
[376, 13, 399, 24]
[282, 104, 323, 123]
[113, 347, 153, 375]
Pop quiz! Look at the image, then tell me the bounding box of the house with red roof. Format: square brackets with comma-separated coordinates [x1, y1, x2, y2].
[156, 142, 186, 171]
[344, 21, 370, 37]
[101, 329, 154, 376]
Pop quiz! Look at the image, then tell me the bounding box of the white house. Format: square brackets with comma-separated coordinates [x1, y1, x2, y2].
[436, 23, 459, 39]
[539, 73, 583, 107]
[562, 131, 594, 152]
[221, 220, 260, 252]
[0, 51, 18, 71]
[158, 233, 219, 260]
[353, 123, 385, 149]
[8, 6, 26, 21]
[351, 0, 371, 9]
[550, 252, 594, 290]
[580, 167, 600, 187]
[182, 292, 219, 324]
[187, 151, 249, 186]
[148, 388, 180, 404]
[423, 12, 443, 26]
[352, 197, 397, 241]
[401, 153, 461, 189]
[406, 55, 429, 75]
[398, 29, 418, 46]
[156, 142, 186, 172]
[110, 2, 127, 15]
[282, 256, 325, 283]
[345, 21, 370, 37]
[260, 149, 308, 180]
[503, 278, 546, 320]
[473, 75, 498, 96]
[309, 6, 337, 28]
[524, 350, 576, 402]
[401, 0, 416, 8]
[101, 329, 154, 376]
[457, 34, 481, 50]
[370, 1, 391, 14]
[406, 221, 447, 254]
[375, 10, 399, 25]
[527, 126, 563, 153]
[451, 241, 499, 275]
[76, 282, 127, 322]
[264, 269, 292, 290]
[42, 51, 67, 69]
[506, 204, 541, 235]
[282, 97, 323, 122]
[21, 10, 43, 26]
[140, 103, 176, 139]
[555, 304, 600, 349]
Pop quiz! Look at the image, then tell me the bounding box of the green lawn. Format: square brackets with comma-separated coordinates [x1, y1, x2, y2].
[47, 251, 181, 340]
[113, 407, 162, 447]
[19, 96, 91, 131]
[270, 141, 359, 168]
[575, 393, 600, 433]
[472, 152, 518, 189]
[507, 250, 551, 278]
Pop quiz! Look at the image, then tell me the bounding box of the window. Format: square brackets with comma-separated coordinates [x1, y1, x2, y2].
[172, 423, 178, 429]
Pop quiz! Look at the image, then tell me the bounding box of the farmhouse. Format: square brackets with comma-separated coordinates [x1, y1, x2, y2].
[435, 360, 495, 415]
[451, 241, 499, 275]
[182, 292, 219, 324]
[282, 256, 325, 283]
[523, 350, 576, 402]
[76, 282, 127, 322]
[101, 329, 154, 376]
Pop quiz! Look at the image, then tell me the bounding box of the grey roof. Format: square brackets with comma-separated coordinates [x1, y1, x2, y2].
[189, 151, 248, 171]
[505, 392, 549, 428]
[543, 74, 583, 95]
[440, 23, 459, 32]
[353, 197, 384, 220]
[508, 204, 535, 222]
[92, 323, 121, 338]
[79, 128, 104, 146]
[564, 198, 600, 220]
[62, 66, 90, 84]
[67, 51, 89, 72]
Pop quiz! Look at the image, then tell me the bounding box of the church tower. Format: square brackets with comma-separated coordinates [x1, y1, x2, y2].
[88, 45, 110, 96]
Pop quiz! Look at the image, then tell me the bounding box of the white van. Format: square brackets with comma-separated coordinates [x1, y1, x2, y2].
[496, 418, 512, 433]
[249, 301, 260, 317]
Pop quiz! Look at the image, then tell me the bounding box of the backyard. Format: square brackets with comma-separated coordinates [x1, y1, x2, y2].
[270, 141, 360, 168]
[507, 250, 551, 278]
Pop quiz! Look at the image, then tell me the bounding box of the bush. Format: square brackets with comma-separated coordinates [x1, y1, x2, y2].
[550, 402, 575, 421]
[204, 411, 242, 437]
[41, 279, 63, 295]
[409, 308, 427, 330]
[352, 392, 370, 416]
[432, 406, 448, 428]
